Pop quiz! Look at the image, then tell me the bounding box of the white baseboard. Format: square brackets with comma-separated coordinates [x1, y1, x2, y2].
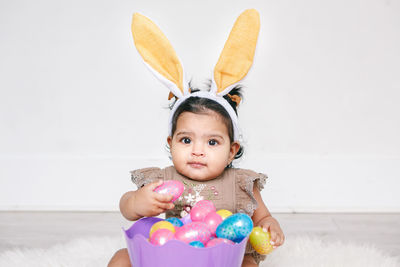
[1, 206, 399, 213]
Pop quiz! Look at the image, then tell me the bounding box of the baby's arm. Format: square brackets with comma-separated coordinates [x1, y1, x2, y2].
[251, 184, 285, 248]
[120, 180, 175, 221]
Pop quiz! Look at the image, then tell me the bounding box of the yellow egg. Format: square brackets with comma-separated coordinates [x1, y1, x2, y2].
[149, 221, 175, 238]
[216, 209, 232, 220]
[249, 226, 274, 255]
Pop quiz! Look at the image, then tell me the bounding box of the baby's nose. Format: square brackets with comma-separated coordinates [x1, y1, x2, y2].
[191, 143, 205, 157]
[191, 150, 205, 157]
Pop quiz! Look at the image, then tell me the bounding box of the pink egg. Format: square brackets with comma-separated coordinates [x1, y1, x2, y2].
[154, 180, 184, 202]
[203, 211, 223, 236]
[190, 200, 216, 222]
[194, 200, 215, 209]
[149, 221, 175, 238]
[205, 238, 235, 247]
[149, 229, 175, 246]
[174, 222, 211, 244]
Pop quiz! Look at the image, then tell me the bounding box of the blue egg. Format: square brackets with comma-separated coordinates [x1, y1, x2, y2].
[215, 213, 253, 243]
[166, 217, 184, 227]
[189, 241, 205, 248]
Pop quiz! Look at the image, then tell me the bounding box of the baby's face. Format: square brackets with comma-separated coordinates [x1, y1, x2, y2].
[168, 110, 240, 181]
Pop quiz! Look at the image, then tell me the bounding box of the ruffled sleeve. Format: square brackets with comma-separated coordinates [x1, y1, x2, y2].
[235, 169, 268, 264]
[235, 169, 268, 217]
[130, 167, 164, 188]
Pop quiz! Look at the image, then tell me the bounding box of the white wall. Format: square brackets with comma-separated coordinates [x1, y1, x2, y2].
[1, 0, 399, 212]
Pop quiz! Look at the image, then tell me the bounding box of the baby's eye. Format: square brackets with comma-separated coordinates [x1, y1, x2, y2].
[180, 137, 191, 144]
[208, 139, 218, 146]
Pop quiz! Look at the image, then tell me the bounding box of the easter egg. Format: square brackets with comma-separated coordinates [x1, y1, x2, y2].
[215, 213, 253, 243]
[180, 213, 192, 225]
[190, 200, 216, 222]
[216, 209, 233, 220]
[189, 241, 205, 248]
[153, 180, 184, 202]
[205, 238, 235, 247]
[132, 217, 163, 239]
[193, 199, 215, 209]
[149, 221, 175, 238]
[174, 222, 211, 244]
[149, 228, 175, 246]
[203, 211, 223, 236]
[166, 217, 184, 228]
[249, 227, 274, 255]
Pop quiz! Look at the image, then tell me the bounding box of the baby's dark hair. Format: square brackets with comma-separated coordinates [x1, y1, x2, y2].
[169, 84, 244, 164]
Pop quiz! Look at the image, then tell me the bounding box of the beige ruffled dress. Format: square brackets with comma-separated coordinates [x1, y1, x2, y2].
[131, 165, 268, 264]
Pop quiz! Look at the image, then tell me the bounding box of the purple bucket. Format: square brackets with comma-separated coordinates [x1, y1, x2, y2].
[124, 217, 248, 267]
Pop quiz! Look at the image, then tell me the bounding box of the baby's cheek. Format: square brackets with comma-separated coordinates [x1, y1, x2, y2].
[173, 161, 186, 175]
[210, 161, 228, 177]
[171, 152, 184, 168]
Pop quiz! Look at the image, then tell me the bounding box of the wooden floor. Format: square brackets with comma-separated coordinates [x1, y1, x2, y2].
[0, 212, 399, 258]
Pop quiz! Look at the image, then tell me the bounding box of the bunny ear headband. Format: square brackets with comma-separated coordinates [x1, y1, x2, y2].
[131, 9, 260, 141]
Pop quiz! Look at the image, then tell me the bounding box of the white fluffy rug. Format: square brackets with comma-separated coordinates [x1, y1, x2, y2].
[0, 235, 398, 267]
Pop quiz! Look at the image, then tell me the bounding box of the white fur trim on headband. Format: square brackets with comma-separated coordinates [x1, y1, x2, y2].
[142, 61, 189, 99]
[168, 91, 241, 141]
[210, 76, 243, 97]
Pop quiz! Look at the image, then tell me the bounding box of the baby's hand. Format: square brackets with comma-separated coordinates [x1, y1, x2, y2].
[133, 180, 175, 217]
[258, 216, 285, 248]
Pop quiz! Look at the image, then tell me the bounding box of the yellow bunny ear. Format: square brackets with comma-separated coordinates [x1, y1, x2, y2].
[132, 13, 186, 98]
[213, 9, 260, 95]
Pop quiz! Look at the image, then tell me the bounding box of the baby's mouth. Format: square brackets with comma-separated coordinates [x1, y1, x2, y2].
[188, 162, 206, 168]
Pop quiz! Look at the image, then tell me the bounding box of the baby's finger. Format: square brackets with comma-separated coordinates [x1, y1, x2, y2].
[146, 203, 165, 217]
[279, 233, 285, 245]
[276, 233, 285, 246]
[270, 230, 278, 244]
[147, 179, 164, 191]
[157, 201, 174, 211]
[153, 207, 165, 215]
[273, 235, 281, 247]
[154, 192, 174, 203]
[262, 225, 270, 233]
